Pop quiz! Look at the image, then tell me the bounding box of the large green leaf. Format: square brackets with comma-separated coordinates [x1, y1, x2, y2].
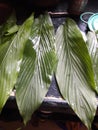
[15, 13, 57, 124]
[0, 13, 34, 111]
[87, 31, 98, 93]
[55, 18, 97, 129]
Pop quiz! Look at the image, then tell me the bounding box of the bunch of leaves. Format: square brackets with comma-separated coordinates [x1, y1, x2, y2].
[0, 12, 57, 124]
[0, 12, 98, 130]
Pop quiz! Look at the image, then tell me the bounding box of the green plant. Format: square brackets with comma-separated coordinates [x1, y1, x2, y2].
[0, 12, 98, 130]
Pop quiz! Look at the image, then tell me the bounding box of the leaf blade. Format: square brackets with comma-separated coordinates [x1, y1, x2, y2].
[55, 18, 97, 129]
[87, 31, 98, 93]
[15, 13, 57, 124]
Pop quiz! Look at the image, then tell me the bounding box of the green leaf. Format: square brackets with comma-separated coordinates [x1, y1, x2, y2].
[0, 13, 34, 112]
[87, 31, 98, 93]
[15, 13, 57, 124]
[5, 25, 19, 36]
[55, 18, 97, 129]
[0, 12, 18, 37]
[0, 12, 19, 45]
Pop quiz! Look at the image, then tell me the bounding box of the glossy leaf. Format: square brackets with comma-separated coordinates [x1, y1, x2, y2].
[15, 13, 57, 124]
[55, 18, 97, 129]
[0, 13, 34, 111]
[87, 31, 98, 93]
